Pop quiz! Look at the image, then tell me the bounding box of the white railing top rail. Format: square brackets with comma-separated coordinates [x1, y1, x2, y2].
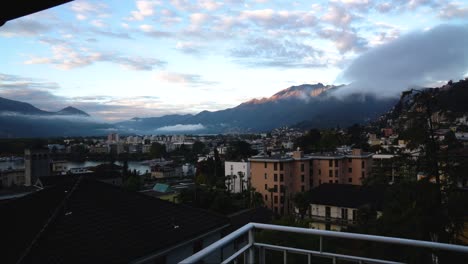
[179, 222, 468, 264]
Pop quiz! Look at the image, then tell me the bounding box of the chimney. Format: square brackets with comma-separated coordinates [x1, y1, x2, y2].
[352, 149, 362, 156]
[293, 147, 304, 159]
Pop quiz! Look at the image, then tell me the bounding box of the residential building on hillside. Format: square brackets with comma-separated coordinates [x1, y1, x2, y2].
[24, 148, 51, 186]
[307, 184, 385, 231]
[250, 149, 373, 215]
[310, 149, 373, 186]
[249, 149, 311, 215]
[225, 161, 250, 193]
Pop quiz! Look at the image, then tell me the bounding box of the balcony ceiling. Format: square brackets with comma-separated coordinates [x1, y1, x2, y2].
[0, 0, 73, 26]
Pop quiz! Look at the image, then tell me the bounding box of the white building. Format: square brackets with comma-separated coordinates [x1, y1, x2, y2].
[224, 161, 250, 193]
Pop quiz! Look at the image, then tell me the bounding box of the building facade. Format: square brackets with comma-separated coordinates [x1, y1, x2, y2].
[250, 149, 373, 215]
[225, 161, 250, 193]
[24, 148, 51, 186]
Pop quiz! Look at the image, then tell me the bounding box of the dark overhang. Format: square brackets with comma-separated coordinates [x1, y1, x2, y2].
[0, 0, 73, 26]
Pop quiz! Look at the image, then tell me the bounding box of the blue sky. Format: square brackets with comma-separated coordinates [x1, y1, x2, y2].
[1, 0, 468, 121]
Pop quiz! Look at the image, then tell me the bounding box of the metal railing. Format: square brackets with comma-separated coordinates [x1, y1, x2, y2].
[179, 222, 468, 264]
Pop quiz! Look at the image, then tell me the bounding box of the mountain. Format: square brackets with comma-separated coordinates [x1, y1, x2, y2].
[0, 97, 49, 115]
[56, 106, 90, 117]
[116, 84, 398, 134]
[0, 97, 111, 137]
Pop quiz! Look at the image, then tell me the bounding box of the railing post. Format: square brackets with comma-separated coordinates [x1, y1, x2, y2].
[248, 229, 255, 263]
[259, 246, 265, 264]
[319, 236, 323, 253]
[283, 250, 287, 264]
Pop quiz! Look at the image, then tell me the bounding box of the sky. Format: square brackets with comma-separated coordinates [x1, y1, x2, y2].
[0, 0, 468, 121]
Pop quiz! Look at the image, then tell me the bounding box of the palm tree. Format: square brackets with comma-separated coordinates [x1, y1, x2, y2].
[268, 187, 275, 212]
[238, 171, 245, 193]
[293, 192, 311, 219]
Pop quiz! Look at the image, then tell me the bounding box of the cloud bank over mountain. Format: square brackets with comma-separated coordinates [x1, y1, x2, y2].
[336, 24, 468, 98]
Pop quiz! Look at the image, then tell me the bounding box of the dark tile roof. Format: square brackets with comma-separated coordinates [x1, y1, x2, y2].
[1, 177, 229, 264]
[309, 184, 386, 210]
[226, 207, 273, 234]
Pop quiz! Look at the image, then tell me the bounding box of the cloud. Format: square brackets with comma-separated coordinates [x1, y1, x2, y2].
[231, 37, 326, 68]
[239, 9, 317, 29]
[154, 71, 217, 86]
[439, 2, 468, 19]
[318, 28, 368, 53]
[24, 40, 166, 71]
[0, 19, 52, 37]
[156, 123, 205, 132]
[129, 0, 161, 21]
[71, 1, 109, 21]
[175, 41, 203, 54]
[336, 24, 468, 98]
[322, 4, 356, 28]
[0, 73, 59, 90]
[139, 24, 173, 38]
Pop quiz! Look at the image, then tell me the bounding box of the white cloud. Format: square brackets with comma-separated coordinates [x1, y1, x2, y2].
[156, 123, 205, 132]
[129, 0, 161, 20]
[439, 2, 468, 19]
[154, 71, 216, 85]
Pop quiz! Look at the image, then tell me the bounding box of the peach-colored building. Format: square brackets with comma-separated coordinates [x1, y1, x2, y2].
[249, 149, 373, 215]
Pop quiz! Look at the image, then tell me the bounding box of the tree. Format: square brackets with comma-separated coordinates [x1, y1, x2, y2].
[150, 142, 166, 158]
[294, 129, 321, 153]
[124, 175, 142, 192]
[293, 192, 311, 219]
[192, 141, 206, 155]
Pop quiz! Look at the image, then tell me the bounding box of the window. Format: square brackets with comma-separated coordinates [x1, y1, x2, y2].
[335, 180, 338, 183]
[274, 162, 278, 170]
[348, 177, 352, 183]
[264, 162, 267, 168]
[319, 179, 322, 185]
[280, 174, 284, 182]
[352, 210, 357, 221]
[230, 165, 233, 170]
[318, 169, 321, 176]
[301, 185, 304, 192]
[348, 158, 352, 163]
[329, 160, 333, 167]
[280, 163, 284, 170]
[280, 185, 285, 193]
[329, 180, 333, 183]
[341, 208, 348, 220]
[301, 175, 305, 182]
[274, 185, 278, 192]
[325, 223, 331, 230]
[264, 173, 267, 179]
[362, 171, 365, 178]
[301, 163, 304, 172]
[280, 196, 284, 203]
[335, 170, 338, 177]
[274, 196, 278, 203]
[329, 170, 333, 177]
[325, 206, 331, 218]
[334, 160, 338, 167]
[265, 194, 268, 200]
[361, 161, 365, 168]
[265, 184, 268, 190]
[274, 174, 278, 181]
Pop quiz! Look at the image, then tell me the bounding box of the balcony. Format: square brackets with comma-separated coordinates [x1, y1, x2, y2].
[180, 223, 468, 264]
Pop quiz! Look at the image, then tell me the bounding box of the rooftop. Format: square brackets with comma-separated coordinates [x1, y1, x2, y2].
[1, 176, 228, 264]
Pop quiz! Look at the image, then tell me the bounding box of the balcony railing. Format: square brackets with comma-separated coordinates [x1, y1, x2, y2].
[179, 222, 468, 264]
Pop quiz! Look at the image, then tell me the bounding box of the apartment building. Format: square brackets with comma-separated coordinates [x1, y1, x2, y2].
[310, 149, 373, 186]
[250, 149, 373, 215]
[249, 150, 311, 215]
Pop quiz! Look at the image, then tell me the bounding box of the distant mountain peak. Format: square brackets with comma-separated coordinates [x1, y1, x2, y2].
[243, 83, 336, 106]
[57, 106, 90, 116]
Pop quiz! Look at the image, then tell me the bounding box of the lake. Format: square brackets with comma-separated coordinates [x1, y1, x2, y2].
[0, 160, 151, 175]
